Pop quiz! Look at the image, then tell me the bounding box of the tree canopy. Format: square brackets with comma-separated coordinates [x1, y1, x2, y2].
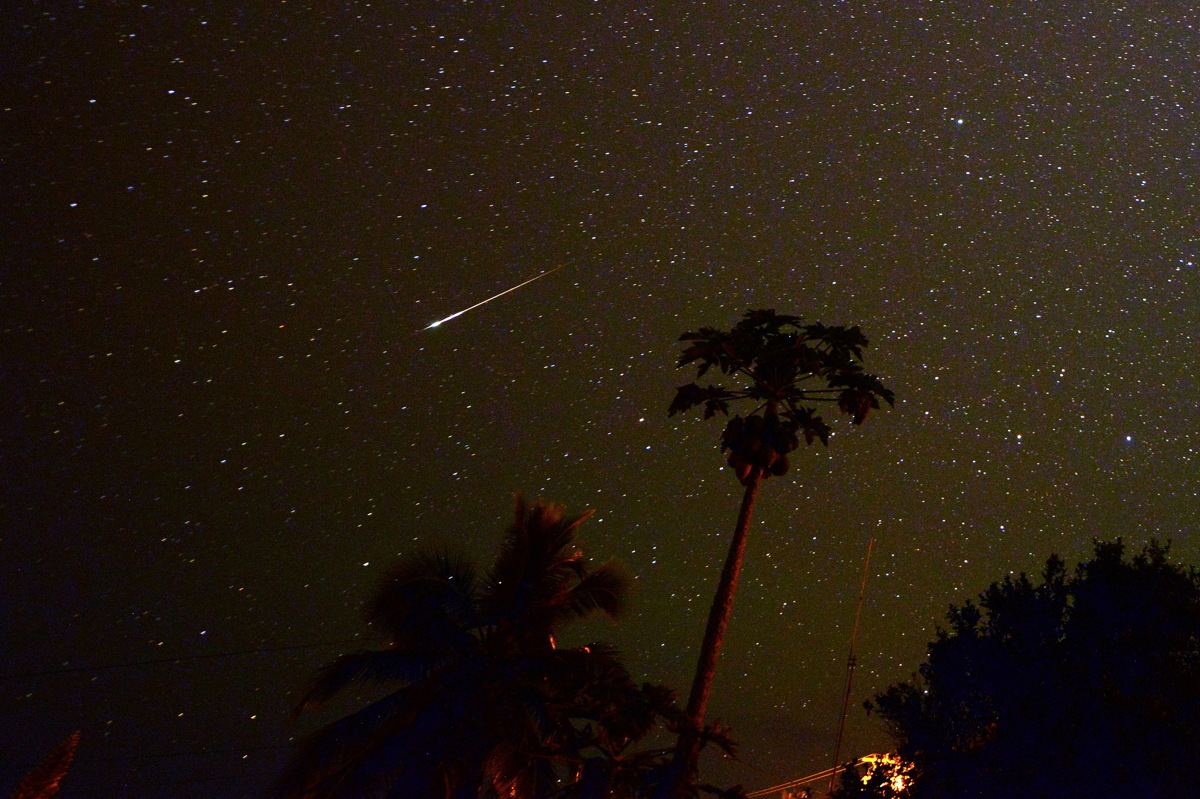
[863, 539, 1200, 799]
[668, 309, 894, 484]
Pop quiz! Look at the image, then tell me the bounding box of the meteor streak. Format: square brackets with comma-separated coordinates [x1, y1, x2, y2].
[422, 266, 565, 330]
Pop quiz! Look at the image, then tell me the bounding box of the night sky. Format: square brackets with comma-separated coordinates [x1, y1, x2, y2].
[4, 3, 1199, 797]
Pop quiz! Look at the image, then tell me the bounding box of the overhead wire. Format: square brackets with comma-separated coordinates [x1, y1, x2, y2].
[0, 635, 388, 681]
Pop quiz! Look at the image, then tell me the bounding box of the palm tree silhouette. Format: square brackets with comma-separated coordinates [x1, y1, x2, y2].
[664, 310, 894, 795]
[273, 496, 639, 799]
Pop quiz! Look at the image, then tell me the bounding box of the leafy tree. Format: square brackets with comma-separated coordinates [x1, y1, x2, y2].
[828, 757, 908, 799]
[273, 496, 673, 799]
[664, 310, 894, 794]
[866, 539, 1200, 799]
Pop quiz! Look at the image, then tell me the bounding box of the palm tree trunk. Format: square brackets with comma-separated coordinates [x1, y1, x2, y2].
[665, 467, 763, 796]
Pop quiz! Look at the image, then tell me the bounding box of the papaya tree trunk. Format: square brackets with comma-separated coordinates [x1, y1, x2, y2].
[667, 467, 763, 796]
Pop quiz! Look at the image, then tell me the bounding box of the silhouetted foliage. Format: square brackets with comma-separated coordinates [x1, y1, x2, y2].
[8, 732, 80, 799]
[864, 539, 1200, 799]
[828, 758, 907, 799]
[273, 497, 678, 799]
[557, 695, 744, 799]
[669, 309, 894, 484]
[662, 310, 892, 798]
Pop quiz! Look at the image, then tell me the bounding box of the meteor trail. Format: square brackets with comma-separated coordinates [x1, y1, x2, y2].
[422, 266, 565, 330]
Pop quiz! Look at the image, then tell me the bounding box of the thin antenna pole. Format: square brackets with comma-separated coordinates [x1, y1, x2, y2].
[829, 536, 875, 793]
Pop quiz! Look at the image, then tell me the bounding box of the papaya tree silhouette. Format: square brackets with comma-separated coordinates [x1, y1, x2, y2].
[663, 310, 893, 795]
[273, 496, 665, 799]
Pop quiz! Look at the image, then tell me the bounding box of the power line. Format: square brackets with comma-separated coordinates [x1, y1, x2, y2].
[82, 743, 290, 766]
[50, 769, 272, 798]
[745, 763, 849, 797]
[0, 635, 387, 682]
[829, 535, 875, 792]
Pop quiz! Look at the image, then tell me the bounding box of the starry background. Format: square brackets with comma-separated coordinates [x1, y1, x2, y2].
[4, 2, 1199, 797]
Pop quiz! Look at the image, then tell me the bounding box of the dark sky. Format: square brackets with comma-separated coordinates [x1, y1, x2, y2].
[4, 3, 1198, 797]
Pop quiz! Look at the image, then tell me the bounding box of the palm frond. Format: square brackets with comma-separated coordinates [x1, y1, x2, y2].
[552, 562, 631, 625]
[486, 495, 596, 624]
[293, 649, 436, 716]
[274, 685, 427, 799]
[365, 551, 481, 652]
[10, 731, 80, 799]
[483, 738, 561, 799]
